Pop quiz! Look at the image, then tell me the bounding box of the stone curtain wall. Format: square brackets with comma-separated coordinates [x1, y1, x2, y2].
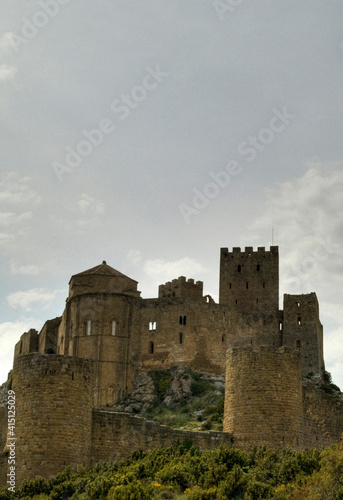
[224, 346, 303, 450]
[12, 354, 94, 485]
[303, 381, 343, 449]
[91, 410, 233, 464]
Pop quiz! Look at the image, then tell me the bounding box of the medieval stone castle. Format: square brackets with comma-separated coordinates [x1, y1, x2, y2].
[1, 246, 343, 487]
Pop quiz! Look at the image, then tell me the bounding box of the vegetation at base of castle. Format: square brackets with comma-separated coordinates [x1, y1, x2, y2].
[320, 371, 342, 395]
[142, 369, 224, 431]
[3, 438, 343, 499]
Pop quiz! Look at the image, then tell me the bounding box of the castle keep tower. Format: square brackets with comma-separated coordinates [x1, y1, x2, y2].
[219, 246, 279, 315]
[224, 346, 303, 450]
[12, 354, 93, 484]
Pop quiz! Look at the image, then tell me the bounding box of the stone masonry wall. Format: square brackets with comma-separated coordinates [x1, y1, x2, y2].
[303, 381, 343, 449]
[224, 346, 303, 450]
[91, 410, 233, 464]
[12, 354, 94, 485]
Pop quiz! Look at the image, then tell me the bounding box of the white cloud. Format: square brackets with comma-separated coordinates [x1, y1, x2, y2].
[0, 64, 17, 82]
[143, 257, 207, 281]
[77, 194, 105, 214]
[7, 288, 64, 312]
[0, 32, 16, 56]
[10, 262, 40, 275]
[0, 211, 32, 227]
[249, 161, 343, 294]
[127, 250, 143, 266]
[0, 174, 41, 205]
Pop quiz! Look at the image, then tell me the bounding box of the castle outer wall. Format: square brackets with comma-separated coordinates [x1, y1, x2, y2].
[11, 354, 93, 485]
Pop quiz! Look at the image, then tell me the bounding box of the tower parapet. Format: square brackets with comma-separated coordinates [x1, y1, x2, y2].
[159, 276, 203, 300]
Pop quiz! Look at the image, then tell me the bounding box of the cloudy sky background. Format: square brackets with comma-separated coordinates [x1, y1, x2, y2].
[1, 1, 343, 387]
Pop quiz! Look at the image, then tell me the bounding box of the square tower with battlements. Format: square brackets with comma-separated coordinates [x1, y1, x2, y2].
[219, 246, 279, 317]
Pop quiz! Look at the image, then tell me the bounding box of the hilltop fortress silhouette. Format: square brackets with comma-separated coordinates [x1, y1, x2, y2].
[1, 246, 342, 486]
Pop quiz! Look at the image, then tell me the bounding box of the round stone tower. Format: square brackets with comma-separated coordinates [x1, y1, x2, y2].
[224, 345, 303, 449]
[12, 353, 93, 485]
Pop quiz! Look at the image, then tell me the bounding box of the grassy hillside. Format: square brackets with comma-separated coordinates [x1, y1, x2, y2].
[2, 438, 343, 499]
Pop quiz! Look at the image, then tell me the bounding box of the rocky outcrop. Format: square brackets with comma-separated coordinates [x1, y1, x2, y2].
[112, 367, 224, 414]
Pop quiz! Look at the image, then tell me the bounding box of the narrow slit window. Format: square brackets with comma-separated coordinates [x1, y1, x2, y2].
[112, 321, 116, 336]
[87, 320, 91, 336]
[229, 283, 232, 289]
[263, 282, 265, 288]
[179, 332, 183, 344]
[149, 341, 154, 354]
[153, 321, 156, 331]
[296, 340, 301, 349]
[237, 265, 241, 272]
[246, 282, 249, 289]
[256, 264, 260, 271]
[297, 316, 302, 326]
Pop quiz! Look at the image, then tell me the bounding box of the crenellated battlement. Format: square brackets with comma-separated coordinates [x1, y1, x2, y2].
[159, 276, 203, 300]
[221, 246, 278, 256]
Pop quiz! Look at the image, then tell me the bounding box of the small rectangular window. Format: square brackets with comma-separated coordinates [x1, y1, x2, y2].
[256, 264, 260, 271]
[112, 321, 116, 336]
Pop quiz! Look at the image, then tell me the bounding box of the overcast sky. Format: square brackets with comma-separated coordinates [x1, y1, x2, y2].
[1, 1, 343, 388]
